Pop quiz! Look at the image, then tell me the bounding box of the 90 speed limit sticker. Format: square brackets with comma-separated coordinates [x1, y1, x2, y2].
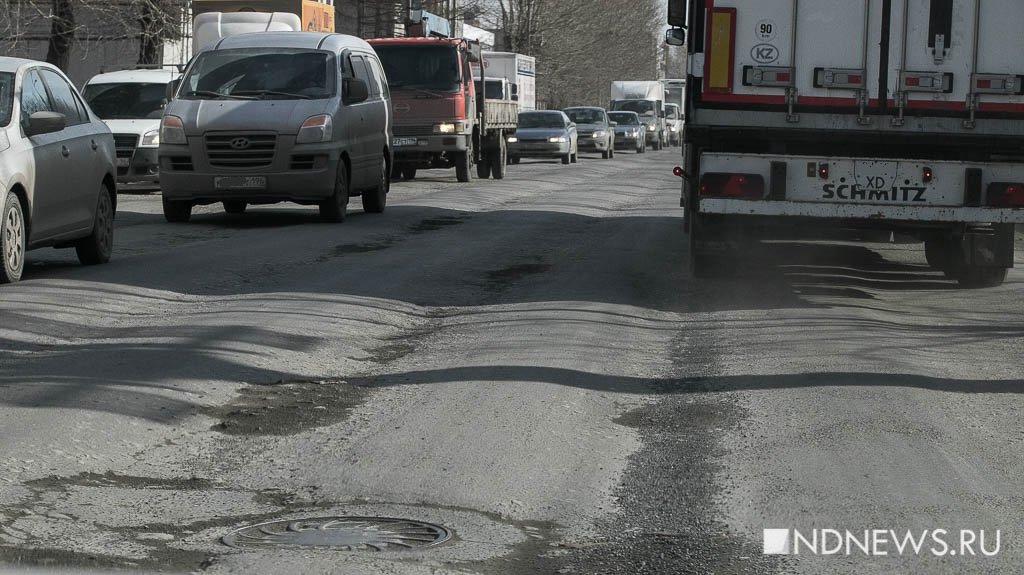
[756, 19, 777, 41]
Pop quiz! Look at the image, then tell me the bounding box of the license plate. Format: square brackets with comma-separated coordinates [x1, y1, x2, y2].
[393, 137, 419, 147]
[116, 157, 130, 168]
[215, 176, 267, 190]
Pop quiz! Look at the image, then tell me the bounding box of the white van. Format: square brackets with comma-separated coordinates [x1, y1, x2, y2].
[82, 68, 178, 187]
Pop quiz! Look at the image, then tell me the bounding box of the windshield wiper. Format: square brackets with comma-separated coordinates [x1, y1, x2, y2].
[183, 90, 255, 100]
[233, 90, 313, 100]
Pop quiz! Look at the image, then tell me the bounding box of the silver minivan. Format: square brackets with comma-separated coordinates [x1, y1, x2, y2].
[159, 32, 392, 223]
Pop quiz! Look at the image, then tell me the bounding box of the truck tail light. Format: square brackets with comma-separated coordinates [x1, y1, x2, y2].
[818, 163, 829, 179]
[922, 167, 933, 183]
[699, 173, 765, 199]
[986, 182, 1024, 207]
[673, 166, 685, 178]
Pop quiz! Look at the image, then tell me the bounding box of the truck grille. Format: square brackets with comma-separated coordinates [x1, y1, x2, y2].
[112, 134, 138, 158]
[394, 125, 434, 137]
[205, 133, 276, 168]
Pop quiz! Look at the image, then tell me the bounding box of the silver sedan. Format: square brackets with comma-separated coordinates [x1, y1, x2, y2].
[507, 110, 579, 165]
[0, 58, 117, 283]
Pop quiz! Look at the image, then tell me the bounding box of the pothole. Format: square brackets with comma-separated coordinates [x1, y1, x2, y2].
[203, 379, 369, 436]
[222, 516, 452, 551]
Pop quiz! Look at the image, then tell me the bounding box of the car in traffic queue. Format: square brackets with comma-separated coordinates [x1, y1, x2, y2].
[563, 106, 615, 159]
[159, 32, 392, 223]
[507, 110, 578, 165]
[82, 67, 178, 188]
[0, 57, 118, 284]
[607, 111, 645, 154]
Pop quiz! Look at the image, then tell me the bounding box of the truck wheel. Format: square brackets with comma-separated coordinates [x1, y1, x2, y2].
[362, 156, 388, 214]
[955, 266, 1008, 289]
[392, 164, 404, 180]
[924, 238, 953, 273]
[491, 138, 507, 179]
[455, 149, 472, 183]
[76, 185, 115, 266]
[477, 151, 492, 179]
[319, 161, 349, 222]
[162, 197, 192, 223]
[1, 190, 26, 283]
[222, 201, 246, 214]
[402, 166, 417, 181]
[509, 156, 520, 165]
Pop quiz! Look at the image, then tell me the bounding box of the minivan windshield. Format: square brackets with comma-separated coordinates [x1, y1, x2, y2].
[607, 112, 639, 126]
[180, 48, 335, 100]
[613, 100, 655, 116]
[518, 112, 565, 129]
[82, 83, 168, 119]
[0, 73, 13, 126]
[374, 45, 460, 93]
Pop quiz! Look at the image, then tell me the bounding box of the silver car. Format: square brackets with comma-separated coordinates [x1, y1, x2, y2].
[0, 58, 117, 283]
[608, 111, 646, 153]
[563, 106, 615, 159]
[507, 111, 578, 165]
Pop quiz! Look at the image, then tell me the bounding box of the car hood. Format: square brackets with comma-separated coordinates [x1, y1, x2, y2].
[164, 99, 334, 136]
[574, 123, 606, 133]
[613, 124, 640, 132]
[102, 119, 160, 135]
[515, 128, 568, 139]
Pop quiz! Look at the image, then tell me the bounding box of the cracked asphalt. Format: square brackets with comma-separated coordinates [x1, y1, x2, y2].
[0, 149, 1021, 574]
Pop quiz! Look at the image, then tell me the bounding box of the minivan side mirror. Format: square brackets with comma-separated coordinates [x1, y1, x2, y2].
[166, 78, 181, 101]
[344, 78, 369, 104]
[665, 28, 686, 47]
[24, 111, 66, 137]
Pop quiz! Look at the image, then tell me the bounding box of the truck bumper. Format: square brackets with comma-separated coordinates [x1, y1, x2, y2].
[392, 134, 470, 155]
[697, 198, 1024, 224]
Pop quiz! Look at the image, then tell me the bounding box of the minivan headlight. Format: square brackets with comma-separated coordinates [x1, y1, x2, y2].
[139, 129, 160, 148]
[297, 115, 333, 144]
[160, 116, 186, 145]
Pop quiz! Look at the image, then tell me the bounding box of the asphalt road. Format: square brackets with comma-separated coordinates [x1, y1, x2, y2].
[0, 149, 1021, 574]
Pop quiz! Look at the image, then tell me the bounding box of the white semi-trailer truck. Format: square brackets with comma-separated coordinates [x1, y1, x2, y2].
[669, 0, 1024, 287]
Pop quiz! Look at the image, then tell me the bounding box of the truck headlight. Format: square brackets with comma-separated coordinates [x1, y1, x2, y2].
[434, 121, 467, 134]
[160, 115, 186, 145]
[548, 136, 566, 143]
[670, 125, 678, 132]
[507, 136, 519, 143]
[139, 129, 160, 148]
[297, 115, 333, 144]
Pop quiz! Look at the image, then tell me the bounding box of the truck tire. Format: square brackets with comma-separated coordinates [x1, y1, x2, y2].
[362, 156, 388, 214]
[491, 137, 507, 179]
[924, 238, 954, 274]
[477, 151, 492, 179]
[456, 149, 472, 183]
[223, 201, 246, 214]
[402, 166, 417, 181]
[955, 266, 1008, 289]
[509, 156, 520, 165]
[319, 161, 349, 222]
[162, 197, 192, 223]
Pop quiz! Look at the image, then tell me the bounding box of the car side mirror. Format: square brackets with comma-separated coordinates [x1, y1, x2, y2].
[166, 78, 181, 101]
[665, 28, 686, 47]
[609, 121, 618, 127]
[24, 111, 66, 137]
[344, 78, 369, 104]
[569, 122, 576, 128]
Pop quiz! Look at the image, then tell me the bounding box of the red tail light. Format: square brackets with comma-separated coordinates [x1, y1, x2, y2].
[818, 163, 829, 179]
[986, 182, 1024, 207]
[673, 166, 685, 177]
[699, 173, 765, 199]
[922, 167, 933, 183]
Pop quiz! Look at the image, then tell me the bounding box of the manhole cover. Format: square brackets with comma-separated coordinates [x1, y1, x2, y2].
[222, 516, 452, 551]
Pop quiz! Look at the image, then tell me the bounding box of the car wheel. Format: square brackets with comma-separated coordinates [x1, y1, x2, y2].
[162, 196, 192, 223]
[222, 200, 247, 214]
[76, 185, 114, 266]
[609, 143, 615, 158]
[0, 191, 26, 283]
[319, 161, 349, 222]
[362, 156, 388, 214]
[601, 149, 610, 159]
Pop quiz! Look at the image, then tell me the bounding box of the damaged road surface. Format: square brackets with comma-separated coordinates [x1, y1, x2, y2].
[0, 151, 1022, 574]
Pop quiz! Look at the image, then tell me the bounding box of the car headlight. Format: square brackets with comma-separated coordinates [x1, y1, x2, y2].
[548, 136, 567, 143]
[507, 136, 519, 143]
[297, 115, 333, 144]
[647, 124, 657, 132]
[160, 115, 186, 145]
[434, 121, 467, 134]
[139, 129, 160, 148]
[670, 126, 678, 132]
[592, 130, 607, 138]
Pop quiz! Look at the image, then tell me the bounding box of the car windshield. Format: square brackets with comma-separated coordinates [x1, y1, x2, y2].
[614, 100, 655, 115]
[82, 82, 168, 120]
[518, 113, 565, 129]
[565, 108, 605, 125]
[608, 112, 639, 126]
[180, 49, 335, 100]
[375, 45, 460, 93]
[0, 73, 12, 126]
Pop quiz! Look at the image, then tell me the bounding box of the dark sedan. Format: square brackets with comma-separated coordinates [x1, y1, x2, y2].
[608, 111, 645, 153]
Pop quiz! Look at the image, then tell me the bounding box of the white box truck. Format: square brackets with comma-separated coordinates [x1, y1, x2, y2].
[478, 52, 537, 111]
[670, 0, 1024, 287]
[610, 80, 667, 149]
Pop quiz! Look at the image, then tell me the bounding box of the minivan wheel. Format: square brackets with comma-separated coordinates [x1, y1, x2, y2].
[320, 162, 349, 222]
[363, 157, 388, 214]
[76, 186, 114, 266]
[162, 197, 192, 223]
[222, 201, 247, 214]
[1, 191, 26, 283]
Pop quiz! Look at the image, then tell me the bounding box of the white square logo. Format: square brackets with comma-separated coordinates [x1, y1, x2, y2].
[763, 529, 792, 555]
